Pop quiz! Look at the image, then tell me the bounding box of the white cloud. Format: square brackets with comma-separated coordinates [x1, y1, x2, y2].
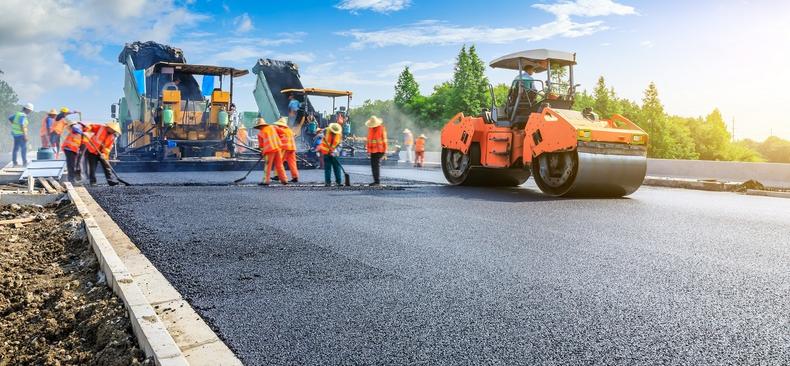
[179, 33, 309, 66]
[233, 13, 254, 33]
[383, 60, 453, 77]
[640, 40, 654, 48]
[0, 0, 206, 101]
[338, 0, 636, 48]
[336, 0, 411, 13]
[532, 0, 636, 18]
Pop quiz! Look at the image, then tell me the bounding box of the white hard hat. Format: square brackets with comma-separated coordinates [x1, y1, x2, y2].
[24, 102, 34, 111]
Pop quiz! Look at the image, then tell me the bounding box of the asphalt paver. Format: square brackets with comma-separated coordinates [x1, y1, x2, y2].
[88, 170, 790, 365]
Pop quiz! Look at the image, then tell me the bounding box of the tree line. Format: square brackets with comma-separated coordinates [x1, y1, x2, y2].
[349, 45, 789, 163]
[0, 70, 55, 153]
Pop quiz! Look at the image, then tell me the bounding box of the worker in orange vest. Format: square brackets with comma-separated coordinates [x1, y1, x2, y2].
[52, 107, 79, 159]
[40, 109, 57, 148]
[83, 121, 121, 186]
[318, 122, 343, 187]
[61, 120, 87, 183]
[365, 116, 388, 186]
[236, 125, 249, 153]
[253, 118, 287, 186]
[274, 117, 299, 183]
[414, 134, 426, 167]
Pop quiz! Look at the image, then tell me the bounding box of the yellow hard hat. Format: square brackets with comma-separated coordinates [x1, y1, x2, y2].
[106, 121, 121, 134]
[60, 107, 70, 113]
[48, 109, 57, 115]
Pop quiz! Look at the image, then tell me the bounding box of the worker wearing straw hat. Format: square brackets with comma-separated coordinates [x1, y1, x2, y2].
[414, 133, 427, 167]
[365, 116, 388, 186]
[402, 128, 414, 163]
[274, 117, 299, 183]
[253, 118, 288, 186]
[317, 122, 343, 186]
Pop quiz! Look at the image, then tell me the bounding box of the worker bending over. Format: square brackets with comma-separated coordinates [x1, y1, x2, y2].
[414, 134, 426, 167]
[61, 120, 87, 183]
[274, 117, 299, 183]
[254, 118, 287, 186]
[84, 122, 121, 186]
[318, 123, 343, 187]
[365, 116, 388, 186]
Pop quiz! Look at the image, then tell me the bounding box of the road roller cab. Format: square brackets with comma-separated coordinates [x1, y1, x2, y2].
[440, 49, 649, 197]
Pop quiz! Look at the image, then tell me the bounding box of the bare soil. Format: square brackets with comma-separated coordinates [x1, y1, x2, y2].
[0, 200, 150, 365]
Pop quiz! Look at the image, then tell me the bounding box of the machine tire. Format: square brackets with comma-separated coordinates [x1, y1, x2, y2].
[532, 150, 578, 196]
[442, 147, 474, 185]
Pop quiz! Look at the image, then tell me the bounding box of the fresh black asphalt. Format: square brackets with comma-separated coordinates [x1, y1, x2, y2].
[89, 171, 790, 365]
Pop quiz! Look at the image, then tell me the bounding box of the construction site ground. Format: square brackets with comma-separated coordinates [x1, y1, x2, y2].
[83, 167, 790, 365]
[0, 200, 148, 365]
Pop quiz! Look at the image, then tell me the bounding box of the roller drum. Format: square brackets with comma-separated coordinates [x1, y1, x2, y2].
[568, 152, 646, 196]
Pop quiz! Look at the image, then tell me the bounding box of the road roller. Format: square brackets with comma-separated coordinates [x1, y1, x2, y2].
[440, 49, 648, 197]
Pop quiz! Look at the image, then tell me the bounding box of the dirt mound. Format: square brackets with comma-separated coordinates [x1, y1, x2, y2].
[0, 200, 150, 365]
[734, 179, 765, 192]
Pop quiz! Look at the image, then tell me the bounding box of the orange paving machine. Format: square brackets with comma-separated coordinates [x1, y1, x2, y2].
[441, 49, 648, 197]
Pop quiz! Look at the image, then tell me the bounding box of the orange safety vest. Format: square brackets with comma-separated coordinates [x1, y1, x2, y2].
[85, 125, 116, 158]
[52, 117, 67, 135]
[61, 124, 83, 153]
[318, 132, 341, 155]
[275, 125, 296, 151]
[415, 136, 426, 153]
[366, 126, 388, 154]
[40, 117, 50, 137]
[257, 125, 281, 154]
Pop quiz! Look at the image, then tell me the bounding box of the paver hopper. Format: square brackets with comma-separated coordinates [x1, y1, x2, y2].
[440, 49, 648, 197]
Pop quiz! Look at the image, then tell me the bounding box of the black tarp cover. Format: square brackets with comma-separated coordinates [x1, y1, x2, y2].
[118, 41, 203, 101]
[252, 59, 316, 117]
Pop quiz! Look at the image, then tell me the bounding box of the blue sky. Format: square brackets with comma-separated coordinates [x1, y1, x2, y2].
[1, 0, 789, 140]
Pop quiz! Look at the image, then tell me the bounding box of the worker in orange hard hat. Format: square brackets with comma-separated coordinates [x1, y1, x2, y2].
[414, 133, 427, 167]
[274, 117, 299, 183]
[365, 116, 388, 186]
[318, 122, 343, 187]
[254, 118, 287, 186]
[83, 121, 121, 186]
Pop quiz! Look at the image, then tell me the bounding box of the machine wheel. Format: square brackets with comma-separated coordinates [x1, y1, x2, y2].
[442, 148, 474, 185]
[532, 151, 578, 196]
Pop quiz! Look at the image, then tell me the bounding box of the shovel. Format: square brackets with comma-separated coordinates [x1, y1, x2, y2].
[233, 155, 264, 184]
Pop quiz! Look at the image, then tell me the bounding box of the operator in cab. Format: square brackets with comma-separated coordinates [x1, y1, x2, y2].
[515, 65, 536, 91]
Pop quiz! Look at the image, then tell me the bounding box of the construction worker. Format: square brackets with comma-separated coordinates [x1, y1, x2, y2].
[402, 128, 414, 163]
[8, 103, 34, 167]
[253, 118, 287, 186]
[84, 122, 121, 186]
[517, 65, 536, 90]
[414, 134, 427, 167]
[274, 117, 299, 183]
[287, 94, 301, 126]
[318, 122, 343, 187]
[52, 107, 78, 159]
[61, 120, 86, 183]
[40, 109, 57, 148]
[365, 116, 388, 186]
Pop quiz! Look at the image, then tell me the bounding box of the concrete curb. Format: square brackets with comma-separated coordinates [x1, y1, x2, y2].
[641, 177, 740, 192]
[744, 189, 790, 199]
[68, 184, 242, 366]
[66, 183, 189, 366]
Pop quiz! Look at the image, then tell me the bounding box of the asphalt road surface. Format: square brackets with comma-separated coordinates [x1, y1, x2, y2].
[88, 167, 790, 365]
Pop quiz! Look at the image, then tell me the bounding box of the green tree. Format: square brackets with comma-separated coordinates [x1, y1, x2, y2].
[393, 66, 420, 108]
[451, 45, 489, 116]
[591, 76, 622, 118]
[687, 109, 733, 160]
[572, 90, 594, 112]
[633, 82, 698, 159]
